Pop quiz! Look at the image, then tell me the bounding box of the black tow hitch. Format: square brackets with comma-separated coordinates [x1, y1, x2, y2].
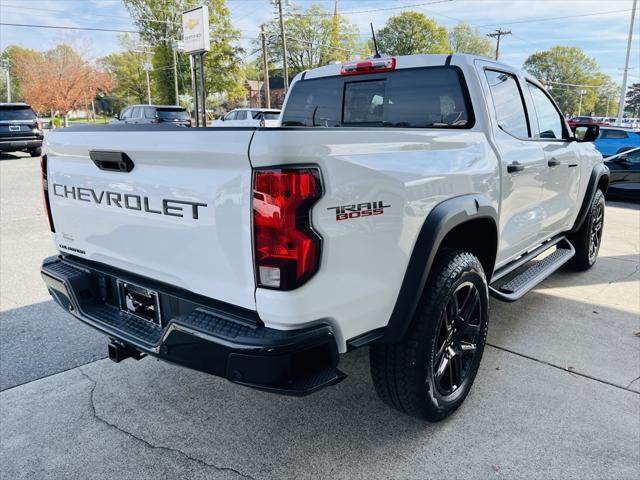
[108, 340, 145, 363]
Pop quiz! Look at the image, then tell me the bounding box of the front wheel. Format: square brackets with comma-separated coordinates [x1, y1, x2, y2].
[567, 189, 605, 271]
[370, 249, 489, 421]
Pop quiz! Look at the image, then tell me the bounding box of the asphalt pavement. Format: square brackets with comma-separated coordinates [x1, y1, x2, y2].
[1, 153, 638, 479]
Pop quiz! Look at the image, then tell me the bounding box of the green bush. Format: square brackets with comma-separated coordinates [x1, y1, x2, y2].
[52, 117, 63, 128]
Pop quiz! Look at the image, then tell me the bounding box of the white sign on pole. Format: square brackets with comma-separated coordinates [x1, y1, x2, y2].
[182, 6, 210, 54]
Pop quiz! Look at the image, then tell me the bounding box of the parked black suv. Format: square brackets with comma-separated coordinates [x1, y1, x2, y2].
[0, 103, 43, 157]
[112, 105, 191, 127]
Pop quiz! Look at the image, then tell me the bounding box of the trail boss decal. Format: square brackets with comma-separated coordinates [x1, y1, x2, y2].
[327, 201, 390, 221]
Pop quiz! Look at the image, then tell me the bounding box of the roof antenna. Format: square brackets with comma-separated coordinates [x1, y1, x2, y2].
[370, 23, 381, 58]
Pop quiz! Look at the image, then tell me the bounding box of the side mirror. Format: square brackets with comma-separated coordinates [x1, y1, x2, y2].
[573, 124, 600, 142]
[114, 113, 120, 120]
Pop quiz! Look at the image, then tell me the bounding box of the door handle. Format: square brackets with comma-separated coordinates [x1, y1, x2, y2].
[507, 162, 525, 173]
[89, 150, 135, 172]
[548, 158, 561, 167]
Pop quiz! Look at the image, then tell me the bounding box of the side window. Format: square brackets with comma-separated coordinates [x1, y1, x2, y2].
[120, 108, 131, 119]
[225, 111, 237, 121]
[602, 129, 629, 139]
[484, 70, 529, 138]
[236, 111, 247, 120]
[130, 107, 140, 118]
[144, 107, 156, 119]
[527, 82, 565, 140]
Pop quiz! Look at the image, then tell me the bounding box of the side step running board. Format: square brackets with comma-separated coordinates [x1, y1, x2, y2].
[489, 237, 575, 302]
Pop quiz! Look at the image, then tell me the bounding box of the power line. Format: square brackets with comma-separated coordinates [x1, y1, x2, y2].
[546, 80, 604, 88]
[285, 35, 361, 55]
[0, 3, 181, 25]
[479, 8, 635, 27]
[290, 0, 454, 17]
[0, 22, 138, 34]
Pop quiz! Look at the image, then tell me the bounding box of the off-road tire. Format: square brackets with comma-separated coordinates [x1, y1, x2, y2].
[29, 147, 42, 157]
[370, 249, 489, 421]
[566, 189, 605, 271]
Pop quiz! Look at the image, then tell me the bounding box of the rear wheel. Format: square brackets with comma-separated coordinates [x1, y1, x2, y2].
[29, 147, 42, 157]
[567, 189, 605, 271]
[370, 249, 489, 421]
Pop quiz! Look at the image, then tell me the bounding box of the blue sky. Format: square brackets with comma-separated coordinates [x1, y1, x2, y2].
[0, 0, 638, 85]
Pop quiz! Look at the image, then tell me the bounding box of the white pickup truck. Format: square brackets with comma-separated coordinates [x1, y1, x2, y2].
[41, 54, 608, 421]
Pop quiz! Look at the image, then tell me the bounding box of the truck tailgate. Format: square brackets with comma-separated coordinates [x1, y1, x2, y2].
[45, 128, 257, 310]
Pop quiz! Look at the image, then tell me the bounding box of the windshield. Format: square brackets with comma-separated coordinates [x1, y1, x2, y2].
[157, 108, 190, 120]
[281, 66, 473, 129]
[0, 106, 36, 121]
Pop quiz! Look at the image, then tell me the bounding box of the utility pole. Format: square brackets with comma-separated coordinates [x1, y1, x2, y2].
[616, 0, 637, 126]
[577, 89, 587, 116]
[172, 40, 184, 106]
[142, 62, 152, 105]
[261, 24, 271, 108]
[486, 29, 511, 61]
[1, 60, 10, 102]
[273, 0, 289, 93]
[4, 68, 10, 103]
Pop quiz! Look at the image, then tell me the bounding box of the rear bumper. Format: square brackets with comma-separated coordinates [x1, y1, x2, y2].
[0, 137, 42, 151]
[41, 255, 345, 396]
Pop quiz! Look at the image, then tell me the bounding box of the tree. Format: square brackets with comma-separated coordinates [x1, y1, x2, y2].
[523, 46, 604, 115]
[123, 0, 246, 106]
[261, 4, 360, 78]
[376, 12, 449, 56]
[13, 44, 112, 123]
[626, 83, 640, 117]
[99, 35, 151, 110]
[0, 45, 41, 102]
[448, 23, 493, 57]
[592, 74, 620, 117]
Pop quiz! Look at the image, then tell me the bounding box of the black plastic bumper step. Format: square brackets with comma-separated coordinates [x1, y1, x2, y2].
[489, 237, 575, 302]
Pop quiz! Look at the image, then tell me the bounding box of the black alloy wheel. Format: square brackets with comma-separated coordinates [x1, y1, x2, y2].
[432, 281, 482, 397]
[589, 200, 604, 263]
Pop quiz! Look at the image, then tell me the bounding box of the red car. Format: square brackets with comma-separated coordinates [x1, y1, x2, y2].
[567, 116, 610, 129]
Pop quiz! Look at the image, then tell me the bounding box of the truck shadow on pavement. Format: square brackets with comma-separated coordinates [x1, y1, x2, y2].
[0, 300, 106, 391]
[2, 256, 639, 478]
[76, 283, 640, 479]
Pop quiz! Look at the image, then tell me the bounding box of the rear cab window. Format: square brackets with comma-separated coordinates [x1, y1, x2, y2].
[0, 105, 37, 121]
[281, 66, 473, 129]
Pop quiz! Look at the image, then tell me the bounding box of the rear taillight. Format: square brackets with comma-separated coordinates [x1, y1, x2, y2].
[340, 57, 396, 76]
[253, 167, 322, 290]
[40, 154, 55, 232]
